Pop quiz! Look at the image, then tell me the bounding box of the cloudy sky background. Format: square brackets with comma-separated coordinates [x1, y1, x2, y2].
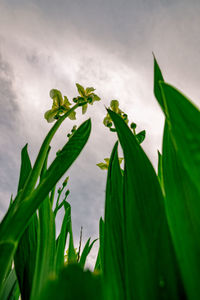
[0, 0, 200, 267]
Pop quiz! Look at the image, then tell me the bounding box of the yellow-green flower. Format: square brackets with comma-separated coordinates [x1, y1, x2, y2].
[74, 83, 101, 115]
[96, 157, 123, 170]
[44, 89, 76, 123]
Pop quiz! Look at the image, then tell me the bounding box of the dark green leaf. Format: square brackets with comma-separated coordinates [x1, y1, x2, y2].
[103, 142, 125, 300]
[162, 122, 200, 299]
[160, 82, 200, 194]
[153, 55, 165, 110]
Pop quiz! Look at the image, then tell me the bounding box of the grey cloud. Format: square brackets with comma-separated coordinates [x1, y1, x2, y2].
[0, 53, 19, 129]
[0, 53, 21, 214]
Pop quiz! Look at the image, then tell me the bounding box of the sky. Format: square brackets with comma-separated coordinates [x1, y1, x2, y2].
[0, 0, 200, 268]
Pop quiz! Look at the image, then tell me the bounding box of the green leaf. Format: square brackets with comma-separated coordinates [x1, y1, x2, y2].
[0, 117, 90, 291]
[108, 109, 182, 300]
[103, 142, 125, 300]
[67, 211, 77, 264]
[79, 238, 97, 269]
[162, 122, 200, 300]
[0, 268, 19, 300]
[160, 82, 200, 194]
[55, 202, 71, 273]
[14, 144, 37, 300]
[153, 55, 165, 110]
[157, 151, 165, 196]
[17, 144, 32, 192]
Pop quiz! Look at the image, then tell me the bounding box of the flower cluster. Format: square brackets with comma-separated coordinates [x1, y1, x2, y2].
[44, 83, 101, 123]
[72, 83, 101, 114]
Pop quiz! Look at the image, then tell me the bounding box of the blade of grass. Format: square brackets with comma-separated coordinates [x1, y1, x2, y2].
[67, 207, 77, 264]
[55, 201, 71, 273]
[79, 238, 97, 269]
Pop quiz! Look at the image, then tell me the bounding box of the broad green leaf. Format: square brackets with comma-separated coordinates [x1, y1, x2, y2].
[38, 264, 102, 300]
[160, 82, 200, 194]
[0, 118, 90, 291]
[162, 122, 200, 300]
[108, 109, 182, 300]
[103, 142, 125, 300]
[79, 238, 97, 269]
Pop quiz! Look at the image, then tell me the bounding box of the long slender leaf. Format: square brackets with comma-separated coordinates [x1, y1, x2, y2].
[103, 142, 125, 300]
[14, 144, 37, 300]
[55, 201, 71, 272]
[79, 238, 97, 269]
[0, 118, 91, 291]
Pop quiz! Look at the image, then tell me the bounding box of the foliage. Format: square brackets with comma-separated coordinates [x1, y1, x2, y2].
[0, 58, 199, 300]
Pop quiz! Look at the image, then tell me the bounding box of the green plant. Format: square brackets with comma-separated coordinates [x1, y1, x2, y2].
[0, 57, 199, 300]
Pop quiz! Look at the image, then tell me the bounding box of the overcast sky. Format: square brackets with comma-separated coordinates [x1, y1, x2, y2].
[0, 0, 200, 267]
